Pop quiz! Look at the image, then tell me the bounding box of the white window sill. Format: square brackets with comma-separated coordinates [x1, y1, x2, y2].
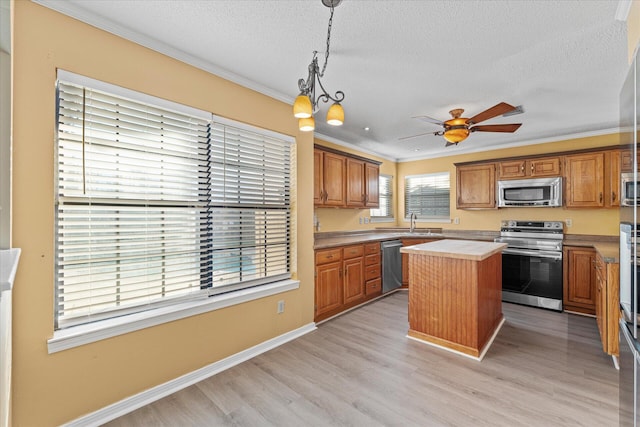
[48, 279, 300, 354]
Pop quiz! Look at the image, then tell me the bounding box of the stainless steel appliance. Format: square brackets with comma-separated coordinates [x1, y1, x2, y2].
[621, 172, 639, 206]
[494, 220, 564, 311]
[619, 45, 639, 427]
[381, 240, 402, 293]
[497, 177, 562, 207]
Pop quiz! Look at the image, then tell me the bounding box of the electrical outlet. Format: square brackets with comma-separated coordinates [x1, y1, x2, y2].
[277, 300, 285, 314]
[454, 217, 460, 225]
[359, 217, 363, 224]
[364, 217, 370, 224]
[565, 218, 572, 228]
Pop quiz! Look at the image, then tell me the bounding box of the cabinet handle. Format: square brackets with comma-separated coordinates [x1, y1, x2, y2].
[531, 164, 534, 173]
[521, 165, 525, 172]
[599, 192, 603, 203]
[323, 190, 328, 203]
[612, 191, 616, 202]
[327, 254, 333, 259]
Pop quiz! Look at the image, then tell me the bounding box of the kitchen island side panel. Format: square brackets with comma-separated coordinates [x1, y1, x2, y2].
[408, 254, 479, 350]
[476, 252, 504, 351]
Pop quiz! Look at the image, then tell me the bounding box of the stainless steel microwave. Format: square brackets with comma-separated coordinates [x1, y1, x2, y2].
[621, 172, 639, 206]
[497, 177, 562, 207]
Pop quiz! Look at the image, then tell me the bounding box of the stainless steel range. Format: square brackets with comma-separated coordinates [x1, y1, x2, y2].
[494, 220, 564, 311]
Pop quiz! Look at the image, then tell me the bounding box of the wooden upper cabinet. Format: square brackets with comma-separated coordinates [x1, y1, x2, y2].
[564, 152, 605, 208]
[319, 151, 346, 207]
[621, 149, 637, 172]
[365, 163, 380, 208]
[498, 157, 561, 179]
[456, 163, 496, 209]
[605, 150, 620, 207]
[314, 145, 380, 208]
[346, 158, 365, 207]
[313, 149, 324, 205]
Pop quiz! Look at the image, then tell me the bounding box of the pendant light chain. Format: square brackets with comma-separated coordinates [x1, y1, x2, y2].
[319, 3, 334, 78]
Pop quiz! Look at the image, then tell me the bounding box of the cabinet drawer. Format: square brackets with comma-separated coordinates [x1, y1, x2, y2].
[365, 264, 380, 281]
[315, 248, 342, 265]
[343, 245, 364, 260]
[365, 278, 381, 296]
[364, 242, 380, 255]
[365, 253, 381, 266]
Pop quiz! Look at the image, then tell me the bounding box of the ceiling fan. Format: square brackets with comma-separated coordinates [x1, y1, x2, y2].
[401, 102, 523, 147]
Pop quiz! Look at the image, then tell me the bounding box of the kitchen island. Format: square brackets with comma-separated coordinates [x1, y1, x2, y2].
[401, 239, 507, 360]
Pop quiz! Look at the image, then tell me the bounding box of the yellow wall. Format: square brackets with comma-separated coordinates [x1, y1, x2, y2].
[314, 138, 398, 232]
[628, 1, 640, 62]
[11, 2, 314, 425]
[315, 134, 620, 236]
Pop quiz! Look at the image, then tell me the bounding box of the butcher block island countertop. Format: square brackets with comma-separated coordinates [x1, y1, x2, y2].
[401, 239, 508, 360]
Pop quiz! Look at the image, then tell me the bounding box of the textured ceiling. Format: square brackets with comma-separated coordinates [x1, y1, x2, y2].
[35, 0, 630, 161]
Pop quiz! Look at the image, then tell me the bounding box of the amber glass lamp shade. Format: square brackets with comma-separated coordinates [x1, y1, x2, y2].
[299, 116, 315, 132]
[443, 128, 469, 143]
[326, 102, 344, 126]
[443, 118, 469, 143]
[293, 94, 313, 118]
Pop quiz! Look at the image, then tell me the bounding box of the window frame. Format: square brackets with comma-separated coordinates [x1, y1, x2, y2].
[370, 173, 394, 222]
[50, 71, 298, 352]
[404, 172, 451, 222]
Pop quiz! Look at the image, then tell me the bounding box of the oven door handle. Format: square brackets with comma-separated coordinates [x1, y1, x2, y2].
[502, 248, 562, 260]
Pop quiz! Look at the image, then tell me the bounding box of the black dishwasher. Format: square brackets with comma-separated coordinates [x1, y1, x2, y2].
[381, 240, 403, 293]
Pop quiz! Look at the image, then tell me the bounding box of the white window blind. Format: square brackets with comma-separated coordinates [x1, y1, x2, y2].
[55, 76, 292, 329]
[209, 120, 291, 294]
[370, 174, 393, 219]
[404, 172, 450, 219]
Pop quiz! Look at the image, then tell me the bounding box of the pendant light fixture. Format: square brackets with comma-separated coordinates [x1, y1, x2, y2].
[293, 0, 345, 131]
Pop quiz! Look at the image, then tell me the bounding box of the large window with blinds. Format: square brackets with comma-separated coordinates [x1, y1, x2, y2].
[55, 73, 292, 329]
[370, 174, 393, 220]
[404, 172, 450, 220]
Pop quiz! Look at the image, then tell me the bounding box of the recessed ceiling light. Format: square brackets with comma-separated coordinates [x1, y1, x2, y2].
[363, 127, 370, 131]
[414, 148, 421, 152]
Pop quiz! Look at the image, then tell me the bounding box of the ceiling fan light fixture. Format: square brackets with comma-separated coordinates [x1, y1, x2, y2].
[443, 128, 469, 143]
[299, 116, 315, 132]
[326, 102, 344, 126]
[293, 94, 313, 118]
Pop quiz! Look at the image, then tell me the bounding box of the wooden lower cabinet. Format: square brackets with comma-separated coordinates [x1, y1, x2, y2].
[594, 253, 620, 357]
[343, 257, 364, 304]
[315, 242, 382, 322]
[315, 260, 342, 318]
[563, 246, 596, 315]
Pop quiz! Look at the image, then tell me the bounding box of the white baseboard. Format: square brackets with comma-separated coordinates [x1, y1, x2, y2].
[62, 322, 317, 427]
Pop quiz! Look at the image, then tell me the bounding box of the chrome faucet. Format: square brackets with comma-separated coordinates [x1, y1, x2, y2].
[409, 213, 417, 233]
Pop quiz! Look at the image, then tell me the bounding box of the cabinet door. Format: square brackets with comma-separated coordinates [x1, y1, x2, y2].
[313, 149, 324, 205]
[456, 163, 496, 209]
[529, 157, 561, 177]
[346, 158, 365, 207]
[315, 261, 342, 317]
[563, 247, 596, 314]
[564, 153, 605, 208]
[323, 152, 346, 206]
[498, 160, 526, 179]
[606, 150, 620, 207]
[343, 257, 364, 304]
[365, 163, 379, 208]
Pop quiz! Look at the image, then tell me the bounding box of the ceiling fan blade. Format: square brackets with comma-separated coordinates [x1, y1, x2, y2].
[399, 131, 437, 141]
[412, 115, 444, 126]
[470, 123, 522, 133]
[467, 102, 517, 125]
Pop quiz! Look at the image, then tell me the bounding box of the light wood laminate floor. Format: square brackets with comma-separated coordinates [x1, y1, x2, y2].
[105, 292, 619, 426]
